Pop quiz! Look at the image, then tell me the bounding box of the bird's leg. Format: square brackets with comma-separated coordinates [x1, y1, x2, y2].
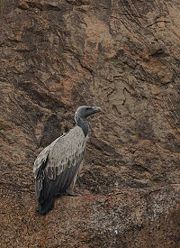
[66, 190, 79, 197]
[66, 183, 79, 196]
[66, 174, 80, 196]
[66, 162, 84, 196]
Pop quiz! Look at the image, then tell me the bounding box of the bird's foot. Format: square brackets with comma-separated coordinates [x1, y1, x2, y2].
[65, 190, 81, 197]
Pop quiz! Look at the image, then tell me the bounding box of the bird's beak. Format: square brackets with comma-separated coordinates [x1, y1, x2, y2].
[92, 106, 102, 113]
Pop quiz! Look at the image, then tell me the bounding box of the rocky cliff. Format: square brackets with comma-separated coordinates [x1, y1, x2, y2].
[0, 0, 179, 247]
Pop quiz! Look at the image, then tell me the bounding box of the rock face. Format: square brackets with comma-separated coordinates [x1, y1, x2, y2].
[0, 0, 179, 247]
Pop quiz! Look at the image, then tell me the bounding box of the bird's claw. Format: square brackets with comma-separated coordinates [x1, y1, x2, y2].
[65, 190, 81, 197]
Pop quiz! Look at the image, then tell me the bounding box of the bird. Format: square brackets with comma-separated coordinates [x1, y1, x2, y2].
[33, 105, 101, 215]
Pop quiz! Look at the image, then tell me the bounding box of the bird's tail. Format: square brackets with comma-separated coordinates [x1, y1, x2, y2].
[38, 197, 55, 215]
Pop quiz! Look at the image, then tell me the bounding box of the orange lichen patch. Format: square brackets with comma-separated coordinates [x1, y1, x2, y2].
[84, 15, 115, 59]
[63, 78, 74, 96]
[142, 58, 173, 83]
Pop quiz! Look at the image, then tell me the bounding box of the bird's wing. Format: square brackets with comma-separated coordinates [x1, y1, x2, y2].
[33, 134, 65, 179]
[33, 126, 87, 200]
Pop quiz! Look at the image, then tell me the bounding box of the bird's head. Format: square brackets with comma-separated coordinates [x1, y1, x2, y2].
[75, 105, 102, 121]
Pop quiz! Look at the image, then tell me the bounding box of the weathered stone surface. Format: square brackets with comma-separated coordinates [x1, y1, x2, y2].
[0, 0, 179, 247]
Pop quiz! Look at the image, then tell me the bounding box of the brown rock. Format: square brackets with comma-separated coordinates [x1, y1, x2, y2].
[0, 0, 179, 247]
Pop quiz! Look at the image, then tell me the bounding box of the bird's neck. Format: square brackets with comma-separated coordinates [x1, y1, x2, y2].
[76, 117, 89, 137]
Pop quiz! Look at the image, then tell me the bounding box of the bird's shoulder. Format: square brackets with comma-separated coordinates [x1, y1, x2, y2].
[45, 126, 87, 179]
[48, 126, 87, 165]
[33, 133, 65, 176]
[33, 126, 87, 178]
[51, 126, 86, 152]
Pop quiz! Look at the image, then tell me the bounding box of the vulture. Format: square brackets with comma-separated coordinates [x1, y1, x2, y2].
[33, 105, 101, 215]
